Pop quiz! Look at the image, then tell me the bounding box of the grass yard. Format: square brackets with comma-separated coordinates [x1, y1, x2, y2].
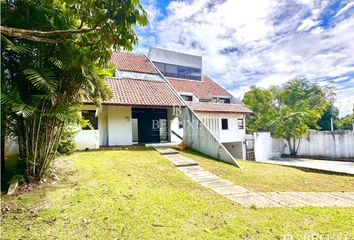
[180, 149, 354, 192]
[1, 147, 354, 239]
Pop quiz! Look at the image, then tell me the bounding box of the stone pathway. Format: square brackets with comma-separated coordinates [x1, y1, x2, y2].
[155, 148, 354, 208]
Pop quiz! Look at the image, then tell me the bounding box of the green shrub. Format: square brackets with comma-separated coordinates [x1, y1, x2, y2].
[57, 126, 76, 155]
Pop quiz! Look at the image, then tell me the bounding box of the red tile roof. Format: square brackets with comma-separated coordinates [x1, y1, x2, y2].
[188, 102, 252, 114]
[110, 52, 158, 74]
[104, 77, 183, 107]
[167, 76, 231, 100]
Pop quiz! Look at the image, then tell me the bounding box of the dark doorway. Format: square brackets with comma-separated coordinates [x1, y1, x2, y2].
[132, 108, 168, 143]
[245, 139, 255, 161]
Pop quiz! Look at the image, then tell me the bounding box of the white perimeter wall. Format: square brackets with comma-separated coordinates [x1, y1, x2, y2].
[254, 131, 354, 161]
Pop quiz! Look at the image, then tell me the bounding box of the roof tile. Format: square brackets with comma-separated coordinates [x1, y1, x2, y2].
[104, 77, 183, 107]
[167, 76, 231, 100]
[188, 102, 252, 114]
[110, 52, 158, 74]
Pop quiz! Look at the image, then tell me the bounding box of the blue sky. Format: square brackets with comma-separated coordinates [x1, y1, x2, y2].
[135, 0, 354, 116]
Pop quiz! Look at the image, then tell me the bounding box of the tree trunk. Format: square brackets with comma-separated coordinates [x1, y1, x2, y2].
[286, 137, 298, 156]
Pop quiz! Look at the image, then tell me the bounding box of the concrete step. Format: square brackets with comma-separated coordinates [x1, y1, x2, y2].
[153, 147, 179, 155]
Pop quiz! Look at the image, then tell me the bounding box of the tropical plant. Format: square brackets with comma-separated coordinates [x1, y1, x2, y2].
[243, 86, 277, 133]
[271, 105, 320, 155]
[1, 0, 147, 180]
[57, 126, 77, 155]
[243, 79, 333, 156]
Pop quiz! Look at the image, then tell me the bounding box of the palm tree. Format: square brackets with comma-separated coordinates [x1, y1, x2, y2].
[2, 39, 112, 180]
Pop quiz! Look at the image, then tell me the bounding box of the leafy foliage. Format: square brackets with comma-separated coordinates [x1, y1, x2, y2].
[57, 126, 76, 155]
[243, 79, 333, 155]
[1, 0, 147, 180]
[243, 86, 276, 133]
[337, 114, 353, 130]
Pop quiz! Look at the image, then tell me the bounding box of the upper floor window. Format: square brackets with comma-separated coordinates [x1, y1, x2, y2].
[82, 110, 98, 130]
[221, 118, 228, 130]
[238, 118, 244, 129]
[181, 95, 193, 101]
[213, 97, 231, 103]
[218, 98, 231, 103]
[153, 61, 201, 81]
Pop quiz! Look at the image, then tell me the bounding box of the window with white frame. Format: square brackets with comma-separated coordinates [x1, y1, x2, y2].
[238, 118, 244, 129]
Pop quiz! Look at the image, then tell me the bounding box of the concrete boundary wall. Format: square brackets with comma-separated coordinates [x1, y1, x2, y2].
[254, 131, 354, 161]
[183, 108, 241, 167]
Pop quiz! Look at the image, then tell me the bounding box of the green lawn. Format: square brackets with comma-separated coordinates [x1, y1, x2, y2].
[180, 149, 354, 192]
[1, 147, 354, 239]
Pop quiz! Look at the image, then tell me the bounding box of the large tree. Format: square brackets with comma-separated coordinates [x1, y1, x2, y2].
[243, 79, 333, 156]
[243, 86, 277, 133]
[1, 0, 147, 180]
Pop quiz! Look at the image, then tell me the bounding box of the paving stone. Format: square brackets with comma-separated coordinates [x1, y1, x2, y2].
[311, 193, 353, 206]
[258, 192, 305, 207]
[322, 192, 354, 203]
[164, 154, 198, 167]
[200, 179, 235, 188]
[190, 175, 221, 183]
[212, 185, 250, 195]
[160, 151, 354, 208]
[178, 166, 204, 173]
[154, 147, 179, 155]
[338, 192, 354, 201]
[279, 192, 329, 206]
[225, 192, 283, 207]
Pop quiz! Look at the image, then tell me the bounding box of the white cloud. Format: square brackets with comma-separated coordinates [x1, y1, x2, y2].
[136, 0, 354, 116]
[334, 1, 354, 18]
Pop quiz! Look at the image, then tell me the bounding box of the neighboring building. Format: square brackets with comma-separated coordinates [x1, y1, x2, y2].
[75, 48, 251, 161]
[148, 48, 252, 159]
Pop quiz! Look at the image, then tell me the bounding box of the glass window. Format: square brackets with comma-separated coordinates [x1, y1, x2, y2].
[218, 98, 231, 103]
[221, 118, 228, 130]
[181, 95, 192, 101]
[82, 110, 98, 130]
[152, 62, 201, 80]
[165, 64, 178, 78]
[238, 118, 244, 129]
[153, 62, 165, 75]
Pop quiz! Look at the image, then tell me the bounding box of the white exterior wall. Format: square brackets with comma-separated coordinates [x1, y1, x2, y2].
[168, 108, 183, 144]
[75, 105, 132, 148]
[99, 106, 108, 146]
[197, 112, 245, 143]
[75, 130, 100, 150]
[148, 47, 202, 69]
[75, 105, 100, 150]
[107, 105, 132, 146]
[183, 108, 241, 166]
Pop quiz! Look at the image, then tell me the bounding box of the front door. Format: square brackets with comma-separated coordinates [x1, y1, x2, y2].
[132, 108, 167, 143]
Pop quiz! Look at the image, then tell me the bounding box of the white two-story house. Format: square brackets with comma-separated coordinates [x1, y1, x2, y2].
[147, 48, 252, 159]
[74, 48, 251, 163]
